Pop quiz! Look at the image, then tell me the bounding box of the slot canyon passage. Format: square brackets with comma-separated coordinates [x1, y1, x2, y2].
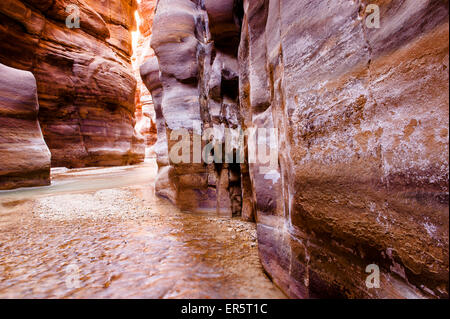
[0, 0, 448, 299]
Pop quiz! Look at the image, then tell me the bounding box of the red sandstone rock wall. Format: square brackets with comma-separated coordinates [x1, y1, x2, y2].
[133, 0, 157, 150]
[144, 0, 449, 298]
[0, 63, 51, 190]
[0, 0, 145, 168]
[241, 0, 449, 299]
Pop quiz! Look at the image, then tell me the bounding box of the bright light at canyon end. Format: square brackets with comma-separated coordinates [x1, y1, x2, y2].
[131, 11, 142, 61]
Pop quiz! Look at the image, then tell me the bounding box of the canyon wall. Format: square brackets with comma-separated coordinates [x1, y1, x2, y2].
[242, 0, 449, 299]
[0, 63, 51, 190]
[143, 0, 449, 298]
[0, 0, 144, 169]
[132, 0, 157, 150]
[142, 0, 247, 217]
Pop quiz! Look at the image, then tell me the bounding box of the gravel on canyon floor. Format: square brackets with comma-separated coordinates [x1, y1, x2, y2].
[0, 164, 285, 299]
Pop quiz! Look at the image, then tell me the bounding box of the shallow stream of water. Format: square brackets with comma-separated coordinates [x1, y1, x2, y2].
[0, 160, 285, 299]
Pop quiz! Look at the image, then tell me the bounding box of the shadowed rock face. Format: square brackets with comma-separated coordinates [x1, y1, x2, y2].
[0, 0, 144, 168]
[144, 0, 449, 298]
[142, 0, 247, 217]
[0, 63, 51, 190]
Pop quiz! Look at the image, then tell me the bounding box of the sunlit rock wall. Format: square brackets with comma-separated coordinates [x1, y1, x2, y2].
[132, 0, 157, 150]
[0, 0, 145, 168]
[0, 63, 51, 190]
[143, 0, 449, 298]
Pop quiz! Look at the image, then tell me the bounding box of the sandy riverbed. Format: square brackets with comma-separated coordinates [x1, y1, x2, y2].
[0, 160, 285, 299]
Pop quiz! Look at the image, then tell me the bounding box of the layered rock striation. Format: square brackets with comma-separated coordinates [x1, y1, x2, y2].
[142, 0, 247, 217]
[143, 0, 449, 298]
[0, 63, 51, 190]
[0, 0, 144, 168]
[132, 0, 157, 150]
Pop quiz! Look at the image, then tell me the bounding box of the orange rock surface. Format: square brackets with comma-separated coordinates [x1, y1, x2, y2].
[0, 0, 145, 168]
[132, 0, 157, 149]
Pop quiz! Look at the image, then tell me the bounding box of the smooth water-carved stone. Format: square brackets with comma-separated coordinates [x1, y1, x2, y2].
[143, 0, 449, 298]
[0, 0, 144, 168]
[0, 63, 51, 190]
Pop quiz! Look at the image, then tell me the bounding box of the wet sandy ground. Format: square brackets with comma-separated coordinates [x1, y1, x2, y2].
[0, 160, 286, 299]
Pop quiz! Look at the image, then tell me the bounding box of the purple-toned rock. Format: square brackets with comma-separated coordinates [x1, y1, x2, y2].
[0, 0, 144, 168]
[239, 0, 449, 298]
[0, 63, 51, 190]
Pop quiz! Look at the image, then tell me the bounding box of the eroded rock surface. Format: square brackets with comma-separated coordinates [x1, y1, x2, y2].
[0, 0, 144, 168]
[247, 0, 449, 299]
[0, 63, 51, 190]
[143, 0, 449, 298]
[132, 0, 157, 150]
[142, 0, 247, 217]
